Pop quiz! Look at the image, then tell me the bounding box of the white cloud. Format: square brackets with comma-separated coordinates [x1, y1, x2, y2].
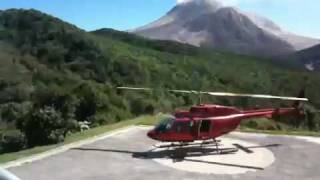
[177, 0, 239, 5]
[176, 0, 262, 6]
[218, 0, 240, 6]
[177, 0, 192, 4]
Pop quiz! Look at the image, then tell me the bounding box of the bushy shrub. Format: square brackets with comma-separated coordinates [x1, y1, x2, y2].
[75, 84, 100, 122]
[0, 102, 31, 123]
[18, 106, 68, 147]
[242, 120, 258, 129]
[0, 132, 26, 153]
[241, 118, 279, 131]
[130, 98, 155, 115]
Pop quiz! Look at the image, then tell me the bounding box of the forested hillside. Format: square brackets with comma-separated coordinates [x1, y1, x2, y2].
[0, 9, 319, 153]
[291, 44, 320, 71]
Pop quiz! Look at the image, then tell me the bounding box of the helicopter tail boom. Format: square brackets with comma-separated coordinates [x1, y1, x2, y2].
[241, 107, 298, 120]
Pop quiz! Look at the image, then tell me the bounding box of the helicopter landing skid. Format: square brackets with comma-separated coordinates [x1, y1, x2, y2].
[153, 139, 222, 149]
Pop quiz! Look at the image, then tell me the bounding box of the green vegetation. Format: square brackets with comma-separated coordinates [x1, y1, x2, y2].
[0, 116, 156, 163]
[240, 118, 320, 137]
[0, 9, 319, 155]
[240, 128, 320, 137]
[1, 115, 319, 164]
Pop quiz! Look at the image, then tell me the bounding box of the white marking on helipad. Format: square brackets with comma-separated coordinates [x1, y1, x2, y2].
[232, 131, 320, 145]
[151, 137, 275, 175]
[231, 131, 270, 138]
[295, 136, 320, 145]
[1, 126, 136, 169]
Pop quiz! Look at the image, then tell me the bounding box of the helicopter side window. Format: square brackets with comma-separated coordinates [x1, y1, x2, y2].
[155, 116, 174, 133]
[175, 121, 191, 133]
[200, 120, 211, 133]
[189, 121, 194, 127]
[166, 121, 173, 130]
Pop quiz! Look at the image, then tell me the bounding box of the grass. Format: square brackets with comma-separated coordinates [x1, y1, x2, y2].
[239, 118, 320, 137]
[0, 115, 158, 164]
[1, 115, 319, 164]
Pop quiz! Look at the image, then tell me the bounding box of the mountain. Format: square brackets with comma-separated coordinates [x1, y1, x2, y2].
[133, 0, 320, 56]
[0, 9, 320, 140]
[290, 44, 320, 71]
[243, 12, 320, 51]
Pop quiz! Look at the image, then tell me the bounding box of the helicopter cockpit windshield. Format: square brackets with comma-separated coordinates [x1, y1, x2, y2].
[155, 116, 175, 133]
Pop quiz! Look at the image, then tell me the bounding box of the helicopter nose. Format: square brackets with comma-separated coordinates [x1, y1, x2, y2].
[147, 130, 157, 140]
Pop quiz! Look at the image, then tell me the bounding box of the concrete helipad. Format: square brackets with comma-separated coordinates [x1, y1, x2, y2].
[7, 127, 320, 180]
[152, 137, 275, 174]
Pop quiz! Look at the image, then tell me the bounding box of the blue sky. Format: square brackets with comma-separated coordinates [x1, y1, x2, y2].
[0, 0, 319, 38]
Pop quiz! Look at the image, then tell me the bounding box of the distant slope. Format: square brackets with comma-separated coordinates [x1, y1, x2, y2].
[133, 0, 319, 57]
[94, 28, 302, 69]
[243, 11, 320, 51]
[92, 28, 199, 56]
[291, 44, 320, 71]
[0, 9, 320, 133]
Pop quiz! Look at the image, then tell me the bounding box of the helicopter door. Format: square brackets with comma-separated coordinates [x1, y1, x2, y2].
[174, 121, 193, 141]
[199, 120, 211, 138]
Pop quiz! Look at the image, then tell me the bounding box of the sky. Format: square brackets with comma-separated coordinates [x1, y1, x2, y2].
[0, 0, 319, 38]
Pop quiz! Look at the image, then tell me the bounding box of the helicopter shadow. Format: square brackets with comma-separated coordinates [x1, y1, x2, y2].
[71, 143, 281, 171]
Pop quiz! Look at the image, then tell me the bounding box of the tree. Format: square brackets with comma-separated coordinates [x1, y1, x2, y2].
[130, 98, 155, 115]
[18, 106, 67, 147]
[75, 84, 99, 121]
[0, 132, 26, 153]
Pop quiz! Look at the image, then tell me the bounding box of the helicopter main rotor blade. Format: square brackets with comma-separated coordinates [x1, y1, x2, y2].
[117, 87, 308, 101]
[205, 92, 309, 101]
[117, 87, 153, 91]
[117, 87, 198, 94]
[168, 90, 200, 94]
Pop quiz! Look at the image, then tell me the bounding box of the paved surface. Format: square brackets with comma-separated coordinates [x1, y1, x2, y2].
[8, 127, 320, 180]
[151, 137, 275, 174]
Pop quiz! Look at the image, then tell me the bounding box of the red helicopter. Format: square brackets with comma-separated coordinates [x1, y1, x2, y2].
[118, 87, 308, 148]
